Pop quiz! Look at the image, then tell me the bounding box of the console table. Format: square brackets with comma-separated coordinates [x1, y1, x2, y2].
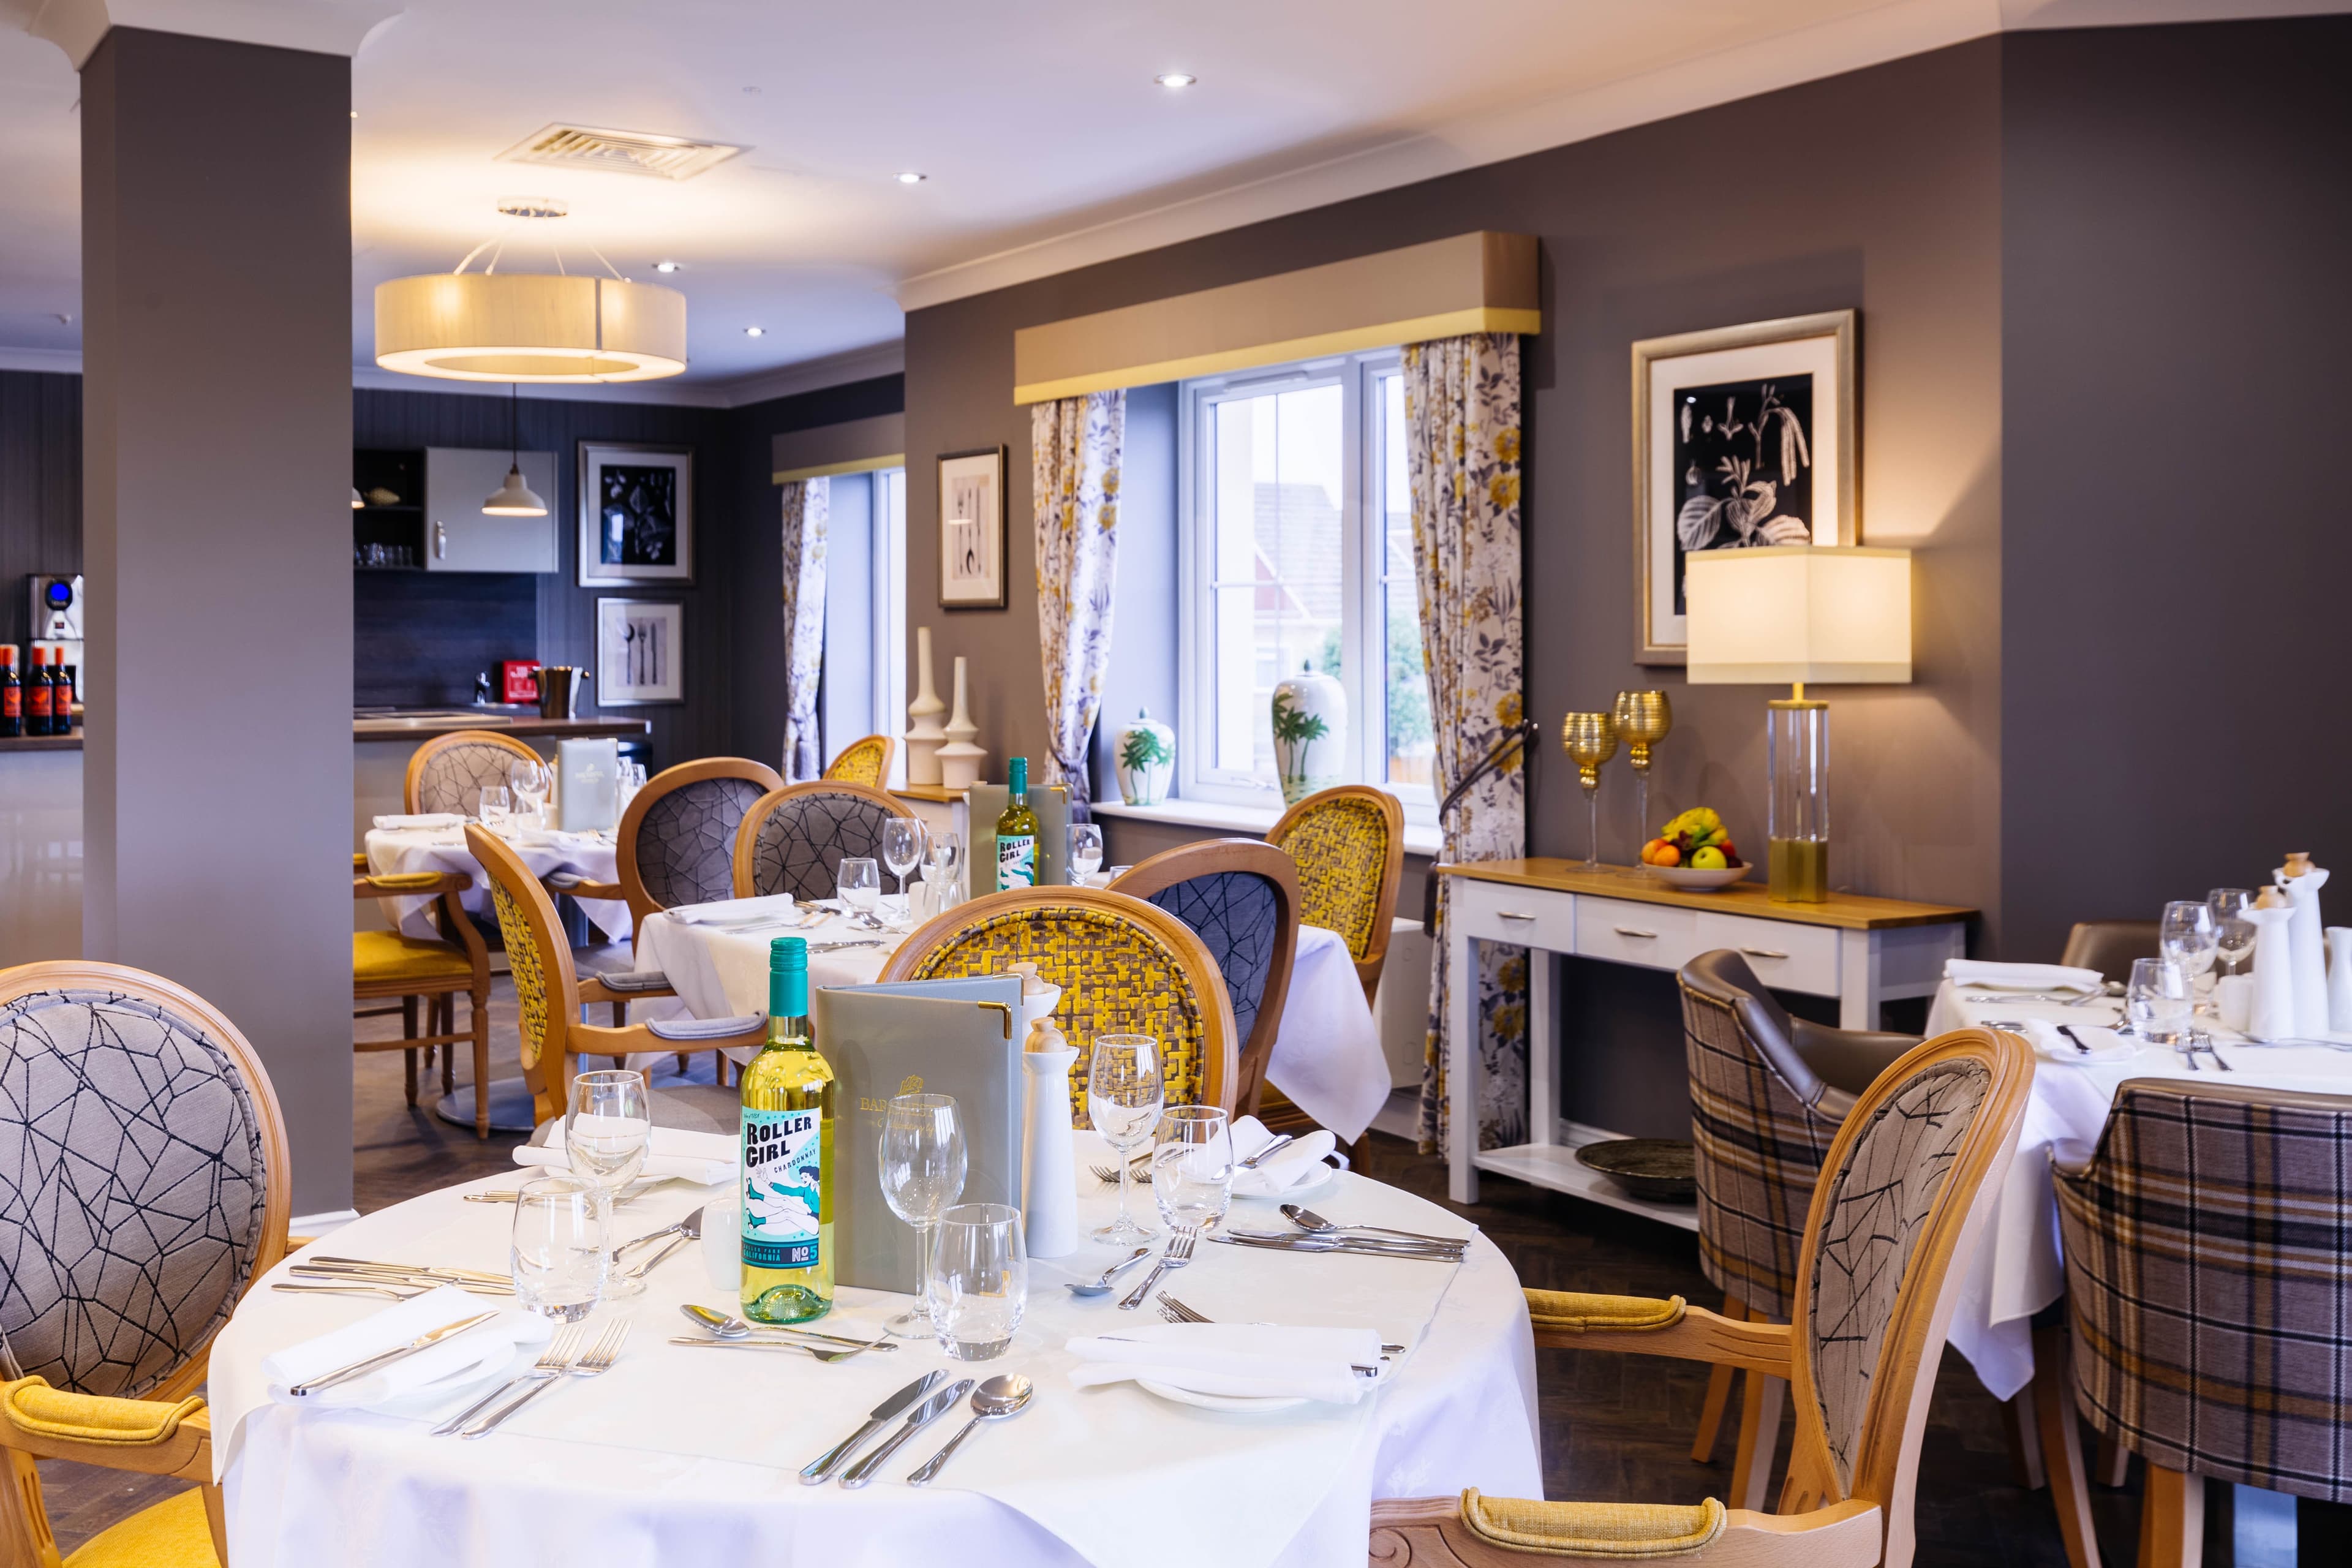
[1436, 859, 1973, 1220]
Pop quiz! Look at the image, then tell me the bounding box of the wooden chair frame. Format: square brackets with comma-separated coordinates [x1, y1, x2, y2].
[0, 960, 294, 1568]
[1368, 1027, 2035, 1567]
[878, 885, 1242, 1115]
[1266, 783, 1406, 1003]
[1110, 838, 1300, 1117]
[821, 733, 897, 787]
[567, 756, 785, 930]
[403, 728, 543, 815]
[353, 870, 494, 1137]
[730, 780, 918, 900]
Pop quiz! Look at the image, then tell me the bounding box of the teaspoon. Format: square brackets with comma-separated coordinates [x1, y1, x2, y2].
[678, 1303, 897, 1354]
[1065, 1246, 1152, 1297]
[906, 1374, 1033, 1486]
[1281, 1204, 1468, 1251]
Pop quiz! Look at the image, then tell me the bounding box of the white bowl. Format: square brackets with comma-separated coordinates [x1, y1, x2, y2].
[1642, 862, 1751, 891]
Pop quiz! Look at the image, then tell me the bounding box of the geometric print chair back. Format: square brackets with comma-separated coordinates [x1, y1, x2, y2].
[627, 768, 777, 914]
[0, 968, 287, 1400]
[407, 730, 540, 817]
[821, 734, 893, 788]
[2054, 1078, 2352, 1502]
[1144, 872, 1279, 1067]
[734, 783, 914, 903]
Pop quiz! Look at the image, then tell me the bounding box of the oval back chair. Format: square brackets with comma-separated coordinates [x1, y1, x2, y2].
[821, 733, 895, 788]
[732, 781, 918, 902]
[405, 728, 543, 817]
[878, 887, 1239, 1118]
[1109, 839, 1299, 1117]
[2057, 919, 2160, 978]
[614, 757, 784, 928]
[1264, 784, 1404, 1003]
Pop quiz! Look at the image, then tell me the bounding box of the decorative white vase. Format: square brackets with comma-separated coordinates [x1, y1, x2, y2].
[905, 626, 948, 786]
[1020, 1035, 1080, 1260]
[1112, 708, 1174, 807]
[2276, 855, 2332, 1035]
[2244, 895, 2301, 1042]
[936, 655, 987, 791]
[2327, 927, 2352, 1033]
[1271, 662, 1347, 806]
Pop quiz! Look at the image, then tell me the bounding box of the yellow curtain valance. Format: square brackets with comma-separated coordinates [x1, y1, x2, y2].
[1012, 232, 1539, 405]
[771, 412, 907, 484]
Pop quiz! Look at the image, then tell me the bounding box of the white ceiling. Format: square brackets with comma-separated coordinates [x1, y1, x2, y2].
[0, 0, 2334, 402]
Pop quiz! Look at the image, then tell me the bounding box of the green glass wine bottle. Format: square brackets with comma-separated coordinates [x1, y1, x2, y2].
[995, 756, 1040, 891]
[739, 936, 835, 1323]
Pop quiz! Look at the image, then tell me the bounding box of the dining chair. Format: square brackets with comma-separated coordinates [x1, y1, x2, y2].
[2038, 1077, 2352, 1568]
[821, 733, 895, 788]
[404, 728, 543, 817]
[878, 886, 1240, 1118]
[2057, 920, 2160, 978]
[1265, 784, 1405, 1004]
[731, 781, 918, 903]
[467, 824, 766, 1129]
[353, 867, 494, 1137]
[554, 756, 785, 933]
[0, 960, 295, 1568]
[1109, 839, 1300, 1119]
[1678, 950, 1924, 1512]
[1367, 1025, 2034, 1568]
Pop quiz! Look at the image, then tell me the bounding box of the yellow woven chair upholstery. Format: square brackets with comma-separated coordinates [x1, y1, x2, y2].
[1524, 1291, 1686, 1334]
[822, 733, 894, 787]
[2, 1379, 205, 1446]
[1268, 793, 1392, 959]
[1458, 1493, 1728, 1558]
[352, 930, 476, 986]
[486, 876, 553, 1072]
[61, 1487, 217, 1568]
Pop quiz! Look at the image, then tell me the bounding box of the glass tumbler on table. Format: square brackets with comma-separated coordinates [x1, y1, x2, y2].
[510, 759, 551, 827]
[924, 1203, 1027, 1362]
[878, 1092, 967, 1337]
[1087, 1034, 1163, 1245]
[477, 785, 511, 831]
[1151, 1106, 1235, 1234]
[2207, 888, 2256, 976]
[2160, 900, 2218, 1013]
[837, 857, 882, 921]
[2125, 957, 2192, 1048]
[1067, 822, 1105, 885]
[881, 819, 927, 915]
[567, 1069, 652, 1298]
[510, 1174, 607, 1322]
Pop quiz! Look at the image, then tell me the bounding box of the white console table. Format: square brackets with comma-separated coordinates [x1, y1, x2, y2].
[1438, 859, 1972, 1222]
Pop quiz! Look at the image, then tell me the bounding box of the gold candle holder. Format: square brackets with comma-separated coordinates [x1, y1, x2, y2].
[1562, 711, 1619, 870]
[1612, 690, 1672, 844]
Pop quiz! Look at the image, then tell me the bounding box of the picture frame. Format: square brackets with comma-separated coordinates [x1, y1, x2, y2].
[595, 598, 685, 706]
[1632, 309, 1857, 663]
[937, 445, 1008, 609]
[579, 442, 694, 586]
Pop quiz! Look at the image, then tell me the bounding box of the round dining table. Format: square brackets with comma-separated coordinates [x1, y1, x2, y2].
[209, 1137, 1539, 1568]
[364, 823, 630, 943]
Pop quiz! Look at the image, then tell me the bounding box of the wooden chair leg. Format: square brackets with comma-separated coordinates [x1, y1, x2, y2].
[2033, 1321, 2103, 1568]
[440, 997, 456, 1094]
[1, 1448, 59, 1568]
[1729, 1369, 1784, 1513]
[2096, 1433, 2131, 1488]
[403, 1047, 420, 1106]
[401, 997, 421, 1106]
[1691, 1292, 1745, 1463]
[2003, 1390, 2048, 1491]
[675, 1053, 690, 1076]
[2138, 1464, 2203, 1568]
[472, 987, 492, 1140]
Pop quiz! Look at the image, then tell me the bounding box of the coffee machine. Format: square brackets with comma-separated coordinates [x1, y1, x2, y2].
[28, 575, 83, 703]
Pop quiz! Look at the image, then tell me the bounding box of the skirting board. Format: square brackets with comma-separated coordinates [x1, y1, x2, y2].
[290, 1210, 360, 1238]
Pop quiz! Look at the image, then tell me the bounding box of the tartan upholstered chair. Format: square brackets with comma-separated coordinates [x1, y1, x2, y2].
[1110, 839, 1300, 1117]
[878, 887, 1239, 1118]
[2045, 1078, 2352, 1568]
[352, 867, 494, 1136]
[1677, 951, 1923, 1510]
[821, 733, 895, 788]
[1265, 785, 1405, 1004]
[0, 961, 296, 1568]
[1369, 1027, 2034, 1568]
[733, 782, 917, 902]
[404, 728, 541, 816]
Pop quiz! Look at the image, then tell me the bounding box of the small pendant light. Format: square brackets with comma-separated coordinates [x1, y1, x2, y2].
[482, 383, 549, 516]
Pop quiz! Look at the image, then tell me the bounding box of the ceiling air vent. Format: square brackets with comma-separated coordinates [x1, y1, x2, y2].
[497, 124, 745, 181]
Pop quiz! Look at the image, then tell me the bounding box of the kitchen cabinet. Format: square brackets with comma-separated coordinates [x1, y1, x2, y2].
[424, 447, 559, 573]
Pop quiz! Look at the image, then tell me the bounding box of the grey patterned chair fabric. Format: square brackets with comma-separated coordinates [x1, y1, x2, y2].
[415, 738, 532, 818]
[1144, 872, 1281, 1057]
[744, 790, 903, 902]
[633, 775, 769, 910]
[0, 989, 271, 1398]
[2054, 1079, 2352, 1502]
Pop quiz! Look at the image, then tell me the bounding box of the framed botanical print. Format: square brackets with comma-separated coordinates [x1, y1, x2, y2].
[595, 598, 684, 706]
[937, 445, 1007, 609]
[579, 442, 694, 586]
[1632, 310, 1857, 663]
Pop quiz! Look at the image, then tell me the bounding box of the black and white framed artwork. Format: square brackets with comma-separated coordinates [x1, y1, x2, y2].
[596, 598, 684, 706]
[579, 442, 694, 586]
[937, 445, 1007, 609]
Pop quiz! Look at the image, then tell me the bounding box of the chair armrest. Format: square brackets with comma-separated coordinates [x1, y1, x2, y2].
[1526, 1292, 1686, 1333]
[578, 974, 676, 1008]
[549, 876, 627, 902]
[1527, 1294, 1792, 1378]
[0, 1381, 213, 1480]
[573, 1019, 766, 1055]
[356, 870, 471, 898]
[1367, 1496, 1880, 1566]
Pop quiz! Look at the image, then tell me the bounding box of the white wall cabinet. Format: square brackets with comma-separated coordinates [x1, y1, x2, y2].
[424, 447, 559, 573]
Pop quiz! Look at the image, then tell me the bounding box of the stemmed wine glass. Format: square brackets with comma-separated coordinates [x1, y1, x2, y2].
[477, 785, 512, 832]
[881, 819, 927, 914]
[1087, 1034, 1163, 1245]
[510, 759, 551, 827]
[2207, 888, 2256, 978]
[924, 834, 965, 909]
[2160, 900, 2218, 1014]
[566, 1069, 651, 1298]
[878, 1091, 966, 1338]
[1067, 822, 1105, 885]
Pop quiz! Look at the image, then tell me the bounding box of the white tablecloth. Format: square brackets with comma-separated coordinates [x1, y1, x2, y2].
[366, 826, 628, 943]
[1932, 980, 2352, 1400]
[635, 900, 1390, 1139]
[209, 1139, 1539, 1568]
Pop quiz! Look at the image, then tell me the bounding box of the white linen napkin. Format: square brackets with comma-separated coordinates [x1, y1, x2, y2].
[1229, 1114, 1341, 1197]
[666, 894, 799, 925]
[372, 812, 465, 831]
[2017, 1019, 2141, 1064]
[260, 1286, 548, 1411]
[514, 1124, 737, 1185]
[1066, 1322, 1383, 1404]
[1945, 959, 2104, 993]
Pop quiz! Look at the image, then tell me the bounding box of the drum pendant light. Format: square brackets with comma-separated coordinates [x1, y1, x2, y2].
[482, 385, 549, 516]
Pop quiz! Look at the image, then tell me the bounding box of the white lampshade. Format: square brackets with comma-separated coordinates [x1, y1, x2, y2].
[1684, 546, 1912, 685]
[374, 273, 687, 383]
[482, 464, 549, 516]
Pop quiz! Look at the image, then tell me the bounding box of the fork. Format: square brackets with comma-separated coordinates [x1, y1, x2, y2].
[462, 1319, 629, 1439]
[1088, 1155, 1153, 1185]
[433, 1324, 584, 1436]
[1157, 1295, 1401, 1372]
[1119, 1226, 1196, 1310]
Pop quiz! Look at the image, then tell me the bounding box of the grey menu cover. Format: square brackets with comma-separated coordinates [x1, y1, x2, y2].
[967, 781, 1068, 890]
[813, 976, 1024, 1294]
[556, 737, 619, 831]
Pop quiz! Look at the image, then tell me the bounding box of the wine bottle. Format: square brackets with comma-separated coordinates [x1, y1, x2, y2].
[740, 936, 835, 1324]
[0, 647, 20, 739]
[995, 756, 1040, 891]
[24, 648, 50, 738]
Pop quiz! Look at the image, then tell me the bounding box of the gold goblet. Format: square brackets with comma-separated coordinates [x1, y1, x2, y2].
[1611, 690, 1673, 846]
[1561, 711, 1619, 870]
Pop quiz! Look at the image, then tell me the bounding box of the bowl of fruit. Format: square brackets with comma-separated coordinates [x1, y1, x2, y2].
[1638, 808, 1750, 890]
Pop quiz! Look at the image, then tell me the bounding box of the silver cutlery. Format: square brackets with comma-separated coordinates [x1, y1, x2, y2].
[906, 1374, 1033, 1486]
[290, 1311, 496, 1397]
[2062, 985, 2122, 1008]
[1087, 1155, 1153, 1185]
[273, 1281, 428, 1301]
[677, 1303, 897, 1352]
[1280, 1204, 1469, 1251]
[1157, 1294, 1406, 1354]
[432, 1324, 584, 1436]
[840, 1378, 974, 1488]
[1215, 1232, 1461, 1261]
[1238, 1134, 1296, 1170]
[1066, 1245, 1152, 1297]
[292, 1264, 516, 1297]
[668, 1337, 878, 1363]
[1118, 1226, 1197, 1310]
[462, 1319, 628, 1439]
[467, 1180, 659, 1206]
[2056, 1025, 2094, 1056]
[801, 1371, 951, 1484]
[1963, 992, 2092, 1003]
[811, 939, 884, 953]
[308, 1256, 513, 1286]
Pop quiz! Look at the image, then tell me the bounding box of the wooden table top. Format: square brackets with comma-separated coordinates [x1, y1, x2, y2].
[1433, 858, 1976, 931]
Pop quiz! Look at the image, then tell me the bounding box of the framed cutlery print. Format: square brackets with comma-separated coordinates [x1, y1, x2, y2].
[597, 598, 685, 706]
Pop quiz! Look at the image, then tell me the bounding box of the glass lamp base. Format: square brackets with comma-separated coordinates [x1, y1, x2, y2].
[1768, 838, 1828, 903]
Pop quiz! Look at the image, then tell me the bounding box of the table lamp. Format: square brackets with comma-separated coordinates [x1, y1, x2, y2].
[1684, 546, 1911, 902]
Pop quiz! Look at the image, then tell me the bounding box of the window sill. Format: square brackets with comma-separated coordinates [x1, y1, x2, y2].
[1091, 796, 1441, 858]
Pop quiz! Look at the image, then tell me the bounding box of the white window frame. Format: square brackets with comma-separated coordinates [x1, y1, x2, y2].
[870, 467, 908, 788]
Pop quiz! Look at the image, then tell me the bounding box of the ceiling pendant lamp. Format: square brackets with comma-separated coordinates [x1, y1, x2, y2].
[482, 385, 549, 516]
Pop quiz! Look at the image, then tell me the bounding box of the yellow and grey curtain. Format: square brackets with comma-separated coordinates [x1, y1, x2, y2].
[779, 477, 829, 782]
[1406, 333, 1526, 1152]
[1031, 391, 1125, 812]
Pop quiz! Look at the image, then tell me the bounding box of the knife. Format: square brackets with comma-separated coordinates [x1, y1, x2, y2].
[1213, 1234, 1461, 1261]
[310, 1256, 514, 1285]
[288, 1312, 497, 1396]
[839, 1378, 974, 1488]
[800, 1370, 949, 1484]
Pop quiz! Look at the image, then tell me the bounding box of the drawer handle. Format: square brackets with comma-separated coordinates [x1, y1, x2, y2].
[1498, 910, 1539, 922]
[1613, 926, 1657, 940]
[1740, 946, 1790, 960]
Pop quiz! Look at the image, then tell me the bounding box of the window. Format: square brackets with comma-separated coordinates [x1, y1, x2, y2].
[1177, 352, 1433, 816]
[819, 467, 907, 786]
[869, 467, 907, 788]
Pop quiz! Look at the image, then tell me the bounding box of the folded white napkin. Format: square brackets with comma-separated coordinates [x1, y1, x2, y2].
[261, 1286, 548, 1412]
[1228, 1114, 1341, 1197]
[2018, 1019, 2141, 1064]
[514, 1125, 737, 1185]
[372, 813, 465, 831]
[1946, 960, 2103, 993]
[1066, 1322, 1382, 1404]
[666, 894, 799, 925]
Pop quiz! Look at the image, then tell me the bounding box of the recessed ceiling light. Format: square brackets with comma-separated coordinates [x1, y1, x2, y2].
[653, 260, 684, 273]
[895, 171, 927, 184]
[1155, 72, 1197, 88]
[744, 325, 766, 337]
[349, 110, 359, 119]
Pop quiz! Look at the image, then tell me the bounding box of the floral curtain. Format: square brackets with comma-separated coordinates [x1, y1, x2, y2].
[1031, 391, 1126, 813]
[779, 476, 829, 782]
[1404, 334, 1527, 1154]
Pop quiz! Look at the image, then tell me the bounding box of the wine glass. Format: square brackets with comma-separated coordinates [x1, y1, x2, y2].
[510, 759, 551, 826]
[837, 857, 882, 921]
[2160, 900, 2218, 1013]
[924, 1204, 1027, 1362]
[477, 785, 511, 832]
[1087, 1034, 1163, 1244]
[1150, 1105, 1235, 1234]
[1066, 822, 1105, 885]
[567, 1069, 651, 1298]
[924, 834, 965, 910]
[1562, 712, 1619, 871]
[509, 1175, 605, 1322]
[2125, 956, 2190, 1047]
[615, 760, 646, 823]
[881, 819, 927, 911]
[2207, 888, 2256, 976]
[878, 1092, 966, 1337]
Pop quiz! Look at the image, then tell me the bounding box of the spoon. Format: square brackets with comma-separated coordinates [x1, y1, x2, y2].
[1065, 1246, 1152, 1297]
[1281, 1204, 1467, 1250]
[905, 1374, 1033, 1486]
[678, 1303, 897, 1355]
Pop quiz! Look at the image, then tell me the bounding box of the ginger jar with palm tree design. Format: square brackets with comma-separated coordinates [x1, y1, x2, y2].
[1113, 707, 1175, 807]
[1272, 662, 1348, 805]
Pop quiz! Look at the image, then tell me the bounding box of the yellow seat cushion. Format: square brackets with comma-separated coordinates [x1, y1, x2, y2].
[353, 930, 473, 986]
[2, 1378, 203, 1444]
[1460, 1491, 1727, 1558]
[1524, 1291, 1686, 1333]
[64, 1487, 218, 1568]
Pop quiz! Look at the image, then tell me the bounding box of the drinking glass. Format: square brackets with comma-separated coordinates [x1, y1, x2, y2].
[2125, 956, 2191, 1047]
[1150, 1106, 1235, 1234]
[1067, 822, 1105, 884]
[1087, 1034, 1163, 1244]
[923, 1203, 1027, 1361]
[510, 759, 551, 826]
[615, 761, 646, 821]
[837, 857, 882, 918]
[477, 785, 511, 831]
[881, 818, 927, 909]
[2207, 888, 2256, 976]
[510, 1175, 606, 1321]
[567, 1069, 652, 1297]
[923, 834, 965, 910]
[2160, 900, 2218, 1013]
[878, 1092, 966, 1337]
